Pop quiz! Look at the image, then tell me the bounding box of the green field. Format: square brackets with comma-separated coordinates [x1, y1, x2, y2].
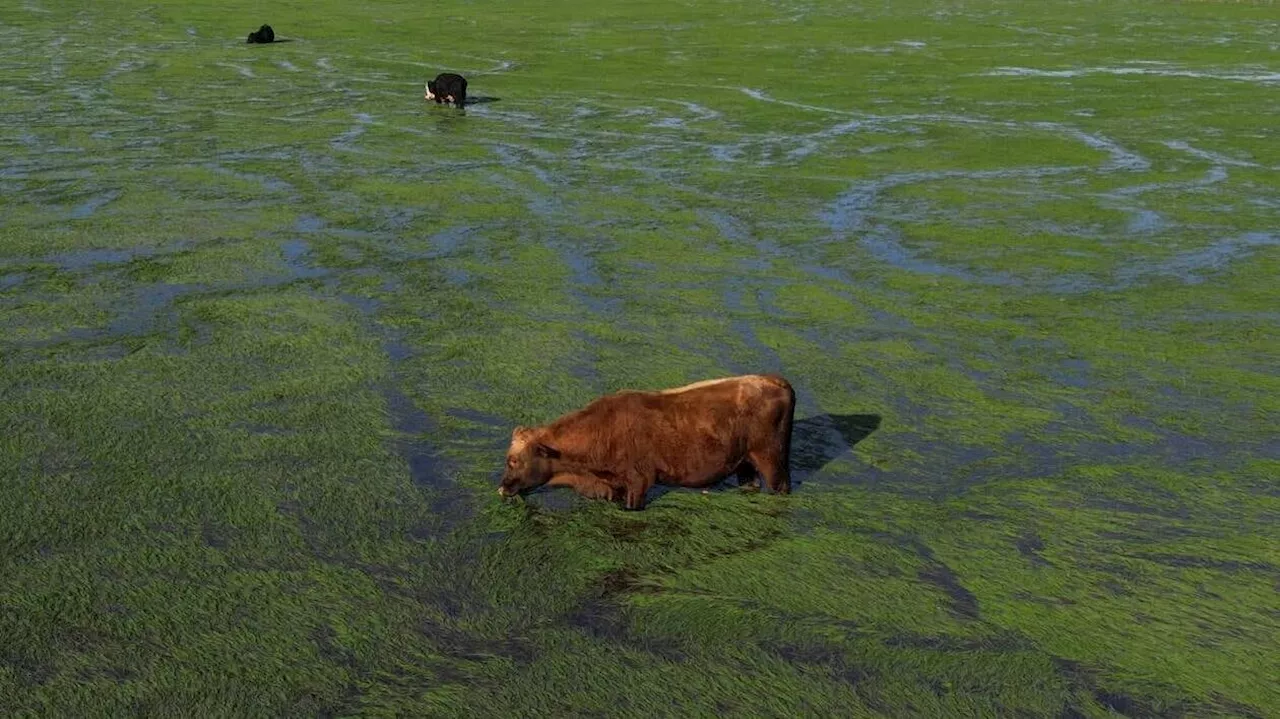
[2, 0, 1278, 715]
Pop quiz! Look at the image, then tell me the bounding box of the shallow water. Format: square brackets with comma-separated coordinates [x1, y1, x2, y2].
[1, 0, 1277, 715]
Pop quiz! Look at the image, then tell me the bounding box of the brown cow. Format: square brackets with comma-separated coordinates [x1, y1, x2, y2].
[498, 374, 795, 510]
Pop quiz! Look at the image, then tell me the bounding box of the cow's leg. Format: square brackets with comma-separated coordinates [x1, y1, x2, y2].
[750, 392, 794, 495]
[622, 466, 654, 511]
[749, 448, 791, 495]
[548, 473, 620, 501]
[624, 485, 646, 510]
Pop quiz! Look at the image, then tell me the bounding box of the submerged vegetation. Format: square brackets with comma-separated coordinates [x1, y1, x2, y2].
[1, 0, 1277, 715]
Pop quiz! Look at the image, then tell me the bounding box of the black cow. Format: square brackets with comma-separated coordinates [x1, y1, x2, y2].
[425, 73, 467, 108]
[246, 24, 275, 44]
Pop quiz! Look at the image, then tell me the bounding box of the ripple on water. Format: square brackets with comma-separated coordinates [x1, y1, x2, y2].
[1120, 232, 1279, 285]
[69, 190, 121, 219]
[330, 113, 373, 149]
[985, 65, 1280, 84]
[294, 215, 326, 232]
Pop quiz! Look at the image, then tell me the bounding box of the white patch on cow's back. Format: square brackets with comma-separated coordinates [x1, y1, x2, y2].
[655, 375, 765, 395]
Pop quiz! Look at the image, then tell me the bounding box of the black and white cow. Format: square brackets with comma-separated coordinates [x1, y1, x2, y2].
[425, 73, 468, 108]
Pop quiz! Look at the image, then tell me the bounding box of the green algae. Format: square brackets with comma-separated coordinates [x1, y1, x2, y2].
[2, 0, 1278, 715]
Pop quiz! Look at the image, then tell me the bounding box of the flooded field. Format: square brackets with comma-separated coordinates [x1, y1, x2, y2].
[1, 0, 1277, 715]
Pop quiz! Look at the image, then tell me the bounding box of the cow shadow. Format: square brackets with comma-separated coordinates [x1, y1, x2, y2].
[464, 96, 500, 105]
[791, 413, 882, 478]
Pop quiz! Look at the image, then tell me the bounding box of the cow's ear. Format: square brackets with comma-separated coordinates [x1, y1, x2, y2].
[534, 443, 560, 460]
[512, 426, 536, 447]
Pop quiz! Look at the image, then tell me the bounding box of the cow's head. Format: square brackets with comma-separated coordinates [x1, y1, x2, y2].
[498, 426, 560, 497]
[424, 81, 437, 101]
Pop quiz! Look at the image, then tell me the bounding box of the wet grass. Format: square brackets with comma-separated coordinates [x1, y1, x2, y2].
[2, 0, 1278, 716]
